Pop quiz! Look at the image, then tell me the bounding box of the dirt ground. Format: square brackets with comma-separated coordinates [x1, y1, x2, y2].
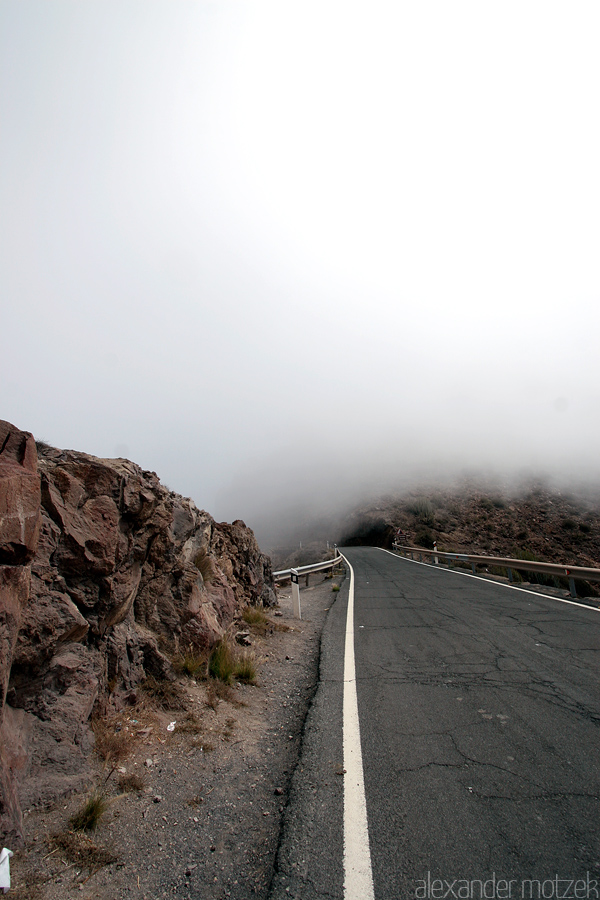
[8, 570, 343, 900]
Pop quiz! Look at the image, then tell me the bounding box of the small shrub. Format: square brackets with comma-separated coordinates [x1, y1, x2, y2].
[70, 790, 108, 832]
[193, 547, 216, 585]
[331, 584, 340, 592]
[208, 639, 236, 684]
[561, 518, 576, 530]
[415, 529, 435, 549]
[579, 522, 591, 534]
[234, 652, 257, 684]
[409, 498, 435, 526]
[513, 549, 561, 588]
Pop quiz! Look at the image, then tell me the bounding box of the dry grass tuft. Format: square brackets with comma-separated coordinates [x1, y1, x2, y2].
[92, 717, 131, 765]
[172, 645, 207, 679]
[117, 772, 145, 793]
[242, 605, 268, 626]
[49, 830, 117, 868]
[222, 717, 236, 742]
[142, 673, 186, 710]
[176, 712, 204, 735]
[205, 679, 232, 710]
[193, 547, 216, 585]
[241, 605, 274, 635]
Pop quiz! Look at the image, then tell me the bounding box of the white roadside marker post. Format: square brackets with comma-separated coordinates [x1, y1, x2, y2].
[290, 568, 301, 619]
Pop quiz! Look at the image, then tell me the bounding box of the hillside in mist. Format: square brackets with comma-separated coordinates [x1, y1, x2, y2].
[270, 478, 600, 597]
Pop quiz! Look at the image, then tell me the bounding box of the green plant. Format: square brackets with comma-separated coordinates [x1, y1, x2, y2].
[332, 584, 340, 592]
[193, 547, 216, 585]
[208, 639, 236, 684]
[70, 790, 108, 832]
[415, 529, 435, 549]
[234, 651, 257, 684]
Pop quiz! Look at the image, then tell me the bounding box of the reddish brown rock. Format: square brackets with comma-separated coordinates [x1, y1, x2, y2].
[0, 420, 42, 844]
[1, 430, 275, 843]
[0, 421, 41, 565]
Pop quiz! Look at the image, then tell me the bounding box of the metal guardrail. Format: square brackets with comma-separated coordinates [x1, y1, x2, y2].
[392, 543, 600, 599]
[273, 552, 343, 584]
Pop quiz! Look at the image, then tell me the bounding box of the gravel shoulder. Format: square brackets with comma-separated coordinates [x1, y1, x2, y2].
[9, 573, 342, 900]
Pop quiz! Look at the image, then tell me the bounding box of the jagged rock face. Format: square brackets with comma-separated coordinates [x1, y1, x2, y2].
[0, 421, 41, 567]
[0, 423, 275, 844]
[0, 422, 41, 844]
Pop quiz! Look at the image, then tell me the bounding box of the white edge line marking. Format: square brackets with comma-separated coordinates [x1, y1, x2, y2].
[340, 552, 375, 900]
[376, 547, 600, 613]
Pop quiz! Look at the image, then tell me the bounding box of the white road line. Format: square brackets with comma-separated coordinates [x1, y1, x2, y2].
[340, 553, 375, 900]
[376, 547, 600, 613]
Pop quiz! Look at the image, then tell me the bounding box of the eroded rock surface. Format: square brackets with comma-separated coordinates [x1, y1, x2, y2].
[0, 422, 275, 844]
[0, 421, 41, 843]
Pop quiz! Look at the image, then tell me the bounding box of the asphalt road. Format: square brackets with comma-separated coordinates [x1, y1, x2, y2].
[271, 548, 600, 900]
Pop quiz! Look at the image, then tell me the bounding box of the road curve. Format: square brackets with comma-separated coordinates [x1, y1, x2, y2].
[270, 547, 600, 900]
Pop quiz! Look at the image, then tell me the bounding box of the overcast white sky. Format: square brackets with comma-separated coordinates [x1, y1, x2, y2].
[2, 1, 599, 542]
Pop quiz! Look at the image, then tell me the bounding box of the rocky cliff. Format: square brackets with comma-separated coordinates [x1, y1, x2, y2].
[0, 420, 275, 844]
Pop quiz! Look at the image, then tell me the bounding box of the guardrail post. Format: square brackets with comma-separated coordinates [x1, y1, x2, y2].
[507, 567, 513, 583]
[566, 570, 577, 598]
[471, 563, 477, 575]
[433, 541, 439, 565]
[290, 569, 301, 619]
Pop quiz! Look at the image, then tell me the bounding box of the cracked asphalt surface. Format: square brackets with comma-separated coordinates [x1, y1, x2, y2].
[348, 548, 600, 899]
[272, 548, 600, 900]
